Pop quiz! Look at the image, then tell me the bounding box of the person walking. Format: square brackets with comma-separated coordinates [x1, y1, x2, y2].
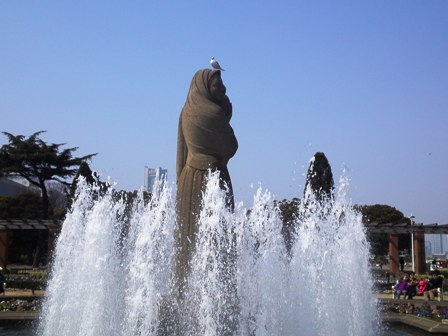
[399, 257, 405, 272]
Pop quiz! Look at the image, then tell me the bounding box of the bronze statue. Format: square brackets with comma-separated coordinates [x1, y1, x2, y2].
[175, 69, 238, 293]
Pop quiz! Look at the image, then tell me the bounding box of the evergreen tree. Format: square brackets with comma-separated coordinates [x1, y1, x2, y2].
[356, 204, 410, 225]
[67, 161, 102, 209]
[304, 152, 334, 202]
[0, 194, 42, 219]
[355, 204, 412, 258]
[0, 131, 96, 218]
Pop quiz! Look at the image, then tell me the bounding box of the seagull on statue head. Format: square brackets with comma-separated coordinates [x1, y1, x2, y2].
[210, 57, 225, 71]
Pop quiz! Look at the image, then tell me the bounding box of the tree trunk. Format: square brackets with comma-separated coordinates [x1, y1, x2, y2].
[41, 182, 50, 219]
[34, 181, 48, 267]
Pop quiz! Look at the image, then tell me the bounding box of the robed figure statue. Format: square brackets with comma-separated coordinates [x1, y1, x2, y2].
[175, 69, 238, 295]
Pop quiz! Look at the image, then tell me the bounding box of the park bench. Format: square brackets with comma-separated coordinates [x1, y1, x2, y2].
[392, 278, 444, 301]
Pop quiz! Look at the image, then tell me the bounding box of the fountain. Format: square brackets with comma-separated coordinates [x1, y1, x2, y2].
[37, 168, 380, 335]
[37, 69, 380, 335]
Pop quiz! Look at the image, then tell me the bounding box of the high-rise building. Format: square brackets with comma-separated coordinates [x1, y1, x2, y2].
[425, 241, 432, 257]
[433, 234, 444, 255]
[144, 167, 167, 192]
[425, 234, 448, 257]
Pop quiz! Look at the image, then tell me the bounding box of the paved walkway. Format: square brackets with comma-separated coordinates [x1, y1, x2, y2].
[0, 311, 37, 320]
[1, 289, 45, 297]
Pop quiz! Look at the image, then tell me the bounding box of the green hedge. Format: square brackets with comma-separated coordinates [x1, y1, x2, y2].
[5, 279, 46, 290]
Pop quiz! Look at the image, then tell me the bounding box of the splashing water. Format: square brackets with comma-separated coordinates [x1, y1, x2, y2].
[38, 170, 379, 336]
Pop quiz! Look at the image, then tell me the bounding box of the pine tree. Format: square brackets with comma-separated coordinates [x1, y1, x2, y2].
[0, 131, 96, 218]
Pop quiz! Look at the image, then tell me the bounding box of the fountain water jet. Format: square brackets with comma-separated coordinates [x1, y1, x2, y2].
[38, 170, 380, 336]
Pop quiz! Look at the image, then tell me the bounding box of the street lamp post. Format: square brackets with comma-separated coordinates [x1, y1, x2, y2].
[410, 214, 415, 272]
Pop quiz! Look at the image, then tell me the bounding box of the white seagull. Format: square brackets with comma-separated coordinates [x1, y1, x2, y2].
[210, 57, 225, 71]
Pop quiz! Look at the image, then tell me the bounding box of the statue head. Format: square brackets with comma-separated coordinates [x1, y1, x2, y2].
[187, 69, 226, 102]
[209, 71, 227, 103]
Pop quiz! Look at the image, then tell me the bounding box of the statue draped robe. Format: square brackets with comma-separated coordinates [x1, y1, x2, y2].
[175, 69, 238, 294]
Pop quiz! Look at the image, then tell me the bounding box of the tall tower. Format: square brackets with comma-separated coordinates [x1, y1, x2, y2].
[144, 166, 167, 192]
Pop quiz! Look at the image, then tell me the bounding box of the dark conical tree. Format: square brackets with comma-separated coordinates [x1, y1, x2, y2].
[67, 161, 101, 210]
[75, 161, 97, 185]
[303, 152, 334, 202]
[70, 161, 106, 194]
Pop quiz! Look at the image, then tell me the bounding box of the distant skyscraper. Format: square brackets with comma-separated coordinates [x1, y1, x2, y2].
[144, 167, 167, 192]
[433, 234, 443, 255]
[425, 241, 432, 257]
[425, 234, 448, 257]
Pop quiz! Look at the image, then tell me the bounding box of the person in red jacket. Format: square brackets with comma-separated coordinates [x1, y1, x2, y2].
[417, 277, 428, 296]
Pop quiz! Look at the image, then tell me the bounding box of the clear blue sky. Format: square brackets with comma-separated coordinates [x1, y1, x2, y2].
[1, 1, 447, 224]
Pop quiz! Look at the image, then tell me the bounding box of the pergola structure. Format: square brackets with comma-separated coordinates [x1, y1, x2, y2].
[0, 219, 446, 274]
[0, 219, 62, 269]
[365, 222, 448, 274]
